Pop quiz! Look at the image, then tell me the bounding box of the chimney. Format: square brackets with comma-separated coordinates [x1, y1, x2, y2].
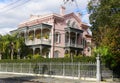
[60, 5, 66, 16]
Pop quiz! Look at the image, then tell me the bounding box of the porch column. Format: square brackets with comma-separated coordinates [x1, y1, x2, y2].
[75, 50, 77, 56]
[32, 48, 35, 56]
[75, 32, 78, 47]
[69, 31, 71, 45]
[48, 48, 51, 58]
[33, 29, 35, 40]
[68, 49, 71, 57]
[40, 46, 43, 56]
[41, 25, 43, 43]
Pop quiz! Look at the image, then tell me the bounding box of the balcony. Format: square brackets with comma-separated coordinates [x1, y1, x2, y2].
[26, 38, 51, 46]
[65, 42, 83, 49]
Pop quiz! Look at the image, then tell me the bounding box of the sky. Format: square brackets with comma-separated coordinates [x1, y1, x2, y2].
[0, 0, 90, 35]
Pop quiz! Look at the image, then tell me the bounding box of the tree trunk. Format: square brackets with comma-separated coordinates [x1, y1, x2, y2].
[11, 49, 14, 60]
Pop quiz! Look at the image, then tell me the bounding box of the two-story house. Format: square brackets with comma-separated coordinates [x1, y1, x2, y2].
[15, 6, 92, 58]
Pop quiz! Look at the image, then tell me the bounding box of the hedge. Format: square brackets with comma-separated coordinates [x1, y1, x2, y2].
[0, 56, 96, 63]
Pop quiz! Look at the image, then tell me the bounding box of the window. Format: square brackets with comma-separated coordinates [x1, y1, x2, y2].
[54, 51, 59, 58]
[55, 32, 61, 43]
[66, 20, 71, 26]
[72, 21, 76, 27]
[82, 38, 87, 47]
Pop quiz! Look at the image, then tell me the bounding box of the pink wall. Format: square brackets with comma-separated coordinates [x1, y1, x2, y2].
[18, 12, 92, 57]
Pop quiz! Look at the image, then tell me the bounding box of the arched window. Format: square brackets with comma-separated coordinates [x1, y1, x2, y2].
[54, 51, 59, 58]
[72, 21, 76, 27]
[66, 20, 71, 26]
[55, 32, 61, 43]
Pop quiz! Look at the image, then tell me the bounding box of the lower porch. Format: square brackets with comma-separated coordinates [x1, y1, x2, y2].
[64, 48, 83, 58]
[28, 45, 51, 58]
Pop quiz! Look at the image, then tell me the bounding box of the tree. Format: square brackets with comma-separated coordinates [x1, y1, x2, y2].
[0, 34, 11, 59]
[88, 0, 120, 69]
[9, 33, 27, 59]
[0, 33, 28, 60]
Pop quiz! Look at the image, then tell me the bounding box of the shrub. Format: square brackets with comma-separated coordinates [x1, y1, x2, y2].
[64, 54, 70, 58]
[33, 54, 43, 60]
[0, 56, 96, 63]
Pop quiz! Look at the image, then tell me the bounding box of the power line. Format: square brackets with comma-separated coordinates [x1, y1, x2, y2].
[63, 0, 80, 12]
[0, 0, 31, 14]
[0, 0, 22, 10]
[74, 0, 80, 12]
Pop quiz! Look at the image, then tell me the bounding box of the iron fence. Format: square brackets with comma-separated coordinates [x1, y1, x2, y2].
[0, 62, 96, 79]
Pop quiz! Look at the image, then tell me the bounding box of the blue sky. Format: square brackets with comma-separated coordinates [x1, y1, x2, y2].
[0, 0, 90, 34]
[0, 0, 5, 2]
[0, 0, 9, 3]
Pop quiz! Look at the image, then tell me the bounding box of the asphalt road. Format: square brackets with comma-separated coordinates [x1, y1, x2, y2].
[0, 74, 96, 83]
[0, 74, 118, 83]
[0, 74, 42, 83]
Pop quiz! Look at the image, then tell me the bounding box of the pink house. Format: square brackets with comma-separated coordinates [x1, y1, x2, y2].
[17, 6, 92, 58]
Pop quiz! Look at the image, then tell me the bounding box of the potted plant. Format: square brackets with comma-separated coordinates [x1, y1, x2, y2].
[36, 34, 41, 39]
[44, 34, 49, 39]
[29, 35, 34, 40]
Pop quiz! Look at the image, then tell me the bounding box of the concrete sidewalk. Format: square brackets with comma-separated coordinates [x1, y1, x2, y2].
[30, 76, 116, 83]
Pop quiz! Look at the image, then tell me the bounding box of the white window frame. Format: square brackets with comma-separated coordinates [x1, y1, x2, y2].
[55, 32, 61, 43]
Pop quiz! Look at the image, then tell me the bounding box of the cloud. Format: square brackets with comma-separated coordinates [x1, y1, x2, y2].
[0, 27, 15, 35]
[0, 0, 90, 35]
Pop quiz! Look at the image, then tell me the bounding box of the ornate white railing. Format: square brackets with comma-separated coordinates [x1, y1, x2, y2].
[65, 43, 83, 48]
[26, 38, 51, 45]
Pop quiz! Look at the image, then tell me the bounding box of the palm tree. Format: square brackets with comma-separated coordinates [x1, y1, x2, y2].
[0, 33, 29, 60]
[0, 34, 10, 59]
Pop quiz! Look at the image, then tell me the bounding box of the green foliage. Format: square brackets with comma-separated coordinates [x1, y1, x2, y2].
[29, 35, 34, 40]
[26, 54, 33, 59]
[64, 54, 70, 58]
[88, 0, 120, 70]
[93, 46, 109, 57]
[0, 33, 28, 60]
[35, 34, 41, 39]
[0, 56, 96, 63]
[32, 54, 43, 59]
[44, 34, 49, 39]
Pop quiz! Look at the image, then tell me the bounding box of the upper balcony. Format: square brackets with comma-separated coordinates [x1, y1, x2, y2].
[19, 23, 52, 46]
[64, 31, 84, 49]
[65, 42, 83, 49]
[26, 38, 51, 46]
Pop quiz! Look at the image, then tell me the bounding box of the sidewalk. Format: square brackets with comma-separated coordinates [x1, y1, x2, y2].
[30, 76, 116, 83]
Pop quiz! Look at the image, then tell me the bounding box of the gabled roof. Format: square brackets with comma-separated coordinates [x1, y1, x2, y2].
[63, 12, 81, 23]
